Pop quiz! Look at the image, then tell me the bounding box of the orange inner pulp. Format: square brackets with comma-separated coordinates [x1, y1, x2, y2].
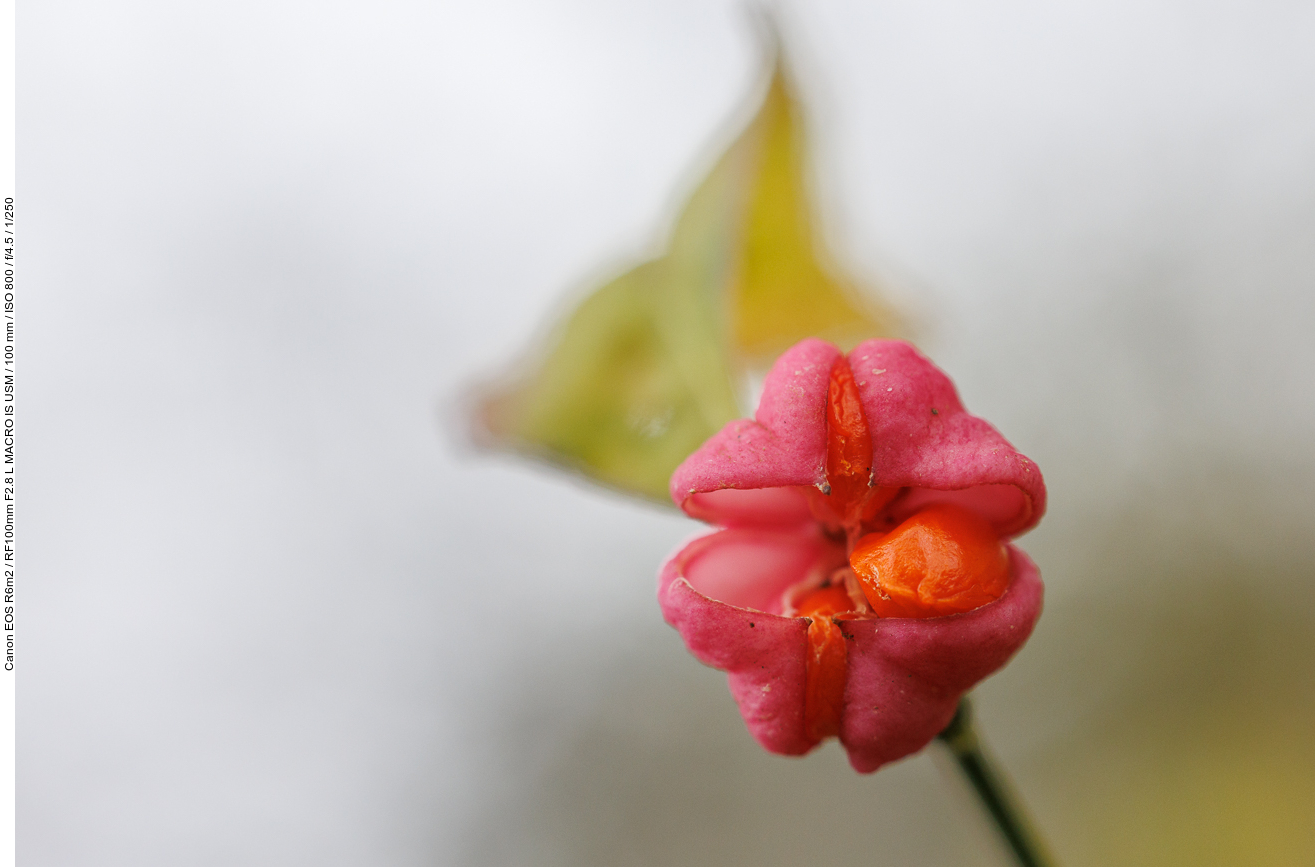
[796, 357, 1011, 742]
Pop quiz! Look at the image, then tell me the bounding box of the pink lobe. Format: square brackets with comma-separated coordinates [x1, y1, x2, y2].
[658, 528, 841, 755]
[837, 547, 1043, 772]
[848, 340, 1045, 538]
[669, 339, 840, 526]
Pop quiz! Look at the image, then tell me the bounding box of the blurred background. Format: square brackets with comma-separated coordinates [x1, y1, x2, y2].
[23, 1, 1315, 865]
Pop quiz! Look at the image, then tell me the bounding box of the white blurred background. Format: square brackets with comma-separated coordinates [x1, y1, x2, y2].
[23, 1, 1315, 865]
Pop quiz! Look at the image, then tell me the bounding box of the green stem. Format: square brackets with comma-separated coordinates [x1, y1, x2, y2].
[936, 698, 1056, 867]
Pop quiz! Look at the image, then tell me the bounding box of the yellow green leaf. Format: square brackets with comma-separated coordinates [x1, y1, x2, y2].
[727, 69, 899, 365]
[477, 257, 740, 502]
[475, 54, 900, 503]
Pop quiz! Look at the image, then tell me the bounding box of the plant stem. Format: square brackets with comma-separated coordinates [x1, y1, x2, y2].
[936, 697, 1056, 867]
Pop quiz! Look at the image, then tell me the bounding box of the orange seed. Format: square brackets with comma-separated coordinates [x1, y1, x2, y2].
[795, 583, 853, 742]
[848, 503, 1009, 619]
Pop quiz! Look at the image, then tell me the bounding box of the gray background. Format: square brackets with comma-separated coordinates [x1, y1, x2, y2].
[24, 1, 1315, 865]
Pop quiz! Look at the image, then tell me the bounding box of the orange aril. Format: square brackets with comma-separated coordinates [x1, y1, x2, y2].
[796, 583, 853, 742]
[848, 503, 1009, 618]
[824, 359, 871, 526]
[806, 358, 900, 534]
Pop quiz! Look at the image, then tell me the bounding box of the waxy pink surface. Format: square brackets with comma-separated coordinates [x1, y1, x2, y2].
[660, 339, 1046, 772]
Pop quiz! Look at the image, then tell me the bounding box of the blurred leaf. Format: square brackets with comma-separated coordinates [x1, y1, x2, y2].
[727, 69, 898, 365]
[476, 55, 900, 502]
[478, 257, 739, 502]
